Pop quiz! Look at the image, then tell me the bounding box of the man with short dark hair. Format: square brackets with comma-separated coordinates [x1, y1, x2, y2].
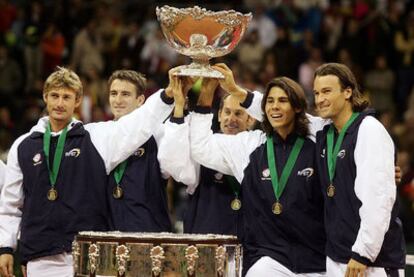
[106, 69, 195, 232]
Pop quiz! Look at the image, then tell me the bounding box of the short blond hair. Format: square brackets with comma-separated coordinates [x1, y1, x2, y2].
[43, 66, 83, 98]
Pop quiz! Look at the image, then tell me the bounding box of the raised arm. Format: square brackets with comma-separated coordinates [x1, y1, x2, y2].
[190, 78, 264, 182]
[157, 75, 200, 194]
[213, 63, 264, 122]
[85, 88, 174, 174]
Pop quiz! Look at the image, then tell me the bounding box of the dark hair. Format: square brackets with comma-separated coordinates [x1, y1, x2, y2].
[261, 77, 309, 137]
[108, 70, 146, 97]
[314, 63, 369, 112]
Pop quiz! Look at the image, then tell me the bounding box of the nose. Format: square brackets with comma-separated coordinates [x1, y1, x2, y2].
[115, 93, 123, 103]
[228, 112, 237, 122]
[57, 96, 64, 106]
[270, 101, 280, 110]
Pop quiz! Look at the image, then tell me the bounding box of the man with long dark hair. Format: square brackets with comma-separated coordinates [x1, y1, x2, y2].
[313, 63, 406, 277]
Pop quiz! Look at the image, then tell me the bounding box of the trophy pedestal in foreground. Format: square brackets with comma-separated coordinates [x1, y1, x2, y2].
[156, 6, 252, 79]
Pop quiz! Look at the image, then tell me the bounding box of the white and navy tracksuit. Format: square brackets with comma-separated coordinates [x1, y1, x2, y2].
[316, 111, 406, 276]
[0, 90, 174, 276]
[189, 108, 326, 276]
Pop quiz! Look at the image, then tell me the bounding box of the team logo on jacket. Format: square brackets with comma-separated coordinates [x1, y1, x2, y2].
[133, 148, 145, 157]
[65, 148, 81, 158]
[337, 149, 346, 159]
[214, 172, 223, 181]
[261, 168, 271, 180]
[32, 153, 42, 166]
[297, 167, 314, 178]
[321, 148, 325, 158]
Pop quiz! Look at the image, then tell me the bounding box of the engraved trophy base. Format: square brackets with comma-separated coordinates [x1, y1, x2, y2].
[174, 63, 224, 79]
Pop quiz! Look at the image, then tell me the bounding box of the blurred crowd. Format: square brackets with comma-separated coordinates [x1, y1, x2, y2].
[0, 0, 414, 240]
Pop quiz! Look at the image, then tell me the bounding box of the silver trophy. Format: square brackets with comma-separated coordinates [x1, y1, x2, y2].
[156, 5, 252, 79]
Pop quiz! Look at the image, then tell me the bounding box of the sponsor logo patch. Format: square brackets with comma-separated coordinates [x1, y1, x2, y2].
[65, 148, 81, 158]
[337, 149, 346, 159]
[297, 167, 314, 178]
[133, 148, 145, 157]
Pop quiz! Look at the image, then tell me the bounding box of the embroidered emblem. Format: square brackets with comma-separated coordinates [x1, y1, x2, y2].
[65, 148, 81, 158]
[297, 167, 314, 178]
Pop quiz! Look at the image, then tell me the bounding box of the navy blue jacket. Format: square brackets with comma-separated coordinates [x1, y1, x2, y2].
[316, 111, 405, 268]
[17, 123, 110, 262]
[108, 136, 171, 232]
[184, 166, 242, 236]
[190, 112, 326, 274]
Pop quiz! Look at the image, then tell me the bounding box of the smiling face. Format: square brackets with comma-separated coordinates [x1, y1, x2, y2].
[313, 74, 352, 120]
[109, 79, 145, 120]
[218, 95, 252, 135]
[264, 86, 298, 137]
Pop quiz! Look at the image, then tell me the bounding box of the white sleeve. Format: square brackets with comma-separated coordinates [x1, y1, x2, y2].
[306, 113, 330, 142]
[156, 115, 200, 194]
[189, 111, 264, 183]
[84, 89, 174, 174]
[0, 160, 5, 192]
[351, 116, 396, 262]
[0, 134, 29, 250]
[243, 90, 264, 122]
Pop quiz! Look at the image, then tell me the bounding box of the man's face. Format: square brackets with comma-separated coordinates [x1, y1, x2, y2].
[219, 95, 252, 135]
[313, 75, 351, 119]
[265, 86, 297, 132]
[43, 87, 80, 123]
[109, 79, 144, 120]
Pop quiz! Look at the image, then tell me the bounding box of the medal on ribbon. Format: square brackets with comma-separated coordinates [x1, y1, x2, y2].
[266, 135, 304, 215]
[113, 160, 128, 199]
[326, 113, 359, 198]
[225, 175, 241, 211]
[43, 122, 69, 201]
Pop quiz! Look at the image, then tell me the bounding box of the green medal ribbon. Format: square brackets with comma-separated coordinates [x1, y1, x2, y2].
[114, 160, 128, 185]
[326, 113, 359, 182]
[43, 122, 68, 187]
[224, 175, 240, 198]
[266, 135, 304, 202]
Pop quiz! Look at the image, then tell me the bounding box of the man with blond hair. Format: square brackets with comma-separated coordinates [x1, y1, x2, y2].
[0, 66, 175, 277]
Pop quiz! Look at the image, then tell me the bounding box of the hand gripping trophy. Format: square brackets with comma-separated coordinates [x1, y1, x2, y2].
[156, 5, 252, 79]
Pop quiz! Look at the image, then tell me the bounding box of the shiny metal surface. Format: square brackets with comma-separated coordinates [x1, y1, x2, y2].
[156, 5, 251, 78]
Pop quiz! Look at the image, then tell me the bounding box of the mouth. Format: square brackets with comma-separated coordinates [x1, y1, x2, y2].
[53, 109, 65, 114]
[269, 113, 283, 120]
[225, 124, 239, 130]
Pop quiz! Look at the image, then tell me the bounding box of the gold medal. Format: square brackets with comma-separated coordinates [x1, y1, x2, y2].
[231, 198, 242, 211]
[327, 184, 335, 197]
[47, 188, 58, 201]
[113, 186, 123, 199]
[272, 202, 283, 215]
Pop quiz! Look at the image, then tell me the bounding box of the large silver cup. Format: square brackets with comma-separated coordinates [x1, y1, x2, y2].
[156, 5, 252, 79]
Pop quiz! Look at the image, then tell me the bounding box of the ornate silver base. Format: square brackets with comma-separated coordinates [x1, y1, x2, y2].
[174, 63, 224, 79]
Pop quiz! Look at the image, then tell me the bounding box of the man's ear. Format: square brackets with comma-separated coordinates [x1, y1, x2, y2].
[343, 87, 352, 100]
[247, 115, 256, 130]
[74, 95, 83, 108]
[137, 94, 145, 107]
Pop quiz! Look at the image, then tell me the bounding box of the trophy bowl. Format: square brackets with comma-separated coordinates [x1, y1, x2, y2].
[156, 5, 252, 79]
